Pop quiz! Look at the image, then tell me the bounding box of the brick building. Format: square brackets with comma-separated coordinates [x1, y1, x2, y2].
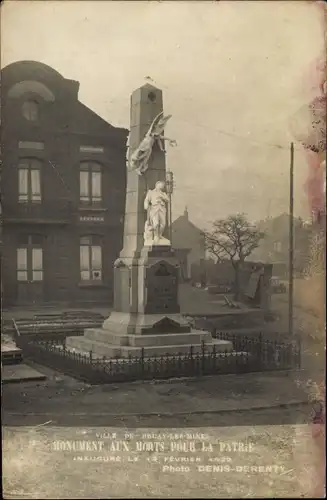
[0, 60, 127, 307]
[251, 213, 312, 277]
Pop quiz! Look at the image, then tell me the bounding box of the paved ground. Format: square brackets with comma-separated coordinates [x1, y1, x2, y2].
[3, 364, 323, 498]
[1, 284, 249, 321]
[270, 293, 325, 371]
[2, 281, 324, 498]
[2, 281, 323, 332]
[2, 364, 320, 427]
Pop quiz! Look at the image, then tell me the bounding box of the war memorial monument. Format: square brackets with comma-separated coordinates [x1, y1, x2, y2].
[66, 84, 233, 358]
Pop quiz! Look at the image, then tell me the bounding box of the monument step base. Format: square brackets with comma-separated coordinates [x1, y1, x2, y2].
[83, 328, 213, 347]
[65, 336, 233, 358]
[119, 339, 232, 357]
[66, 336, 121, 357]
[102, 312, 191, 336]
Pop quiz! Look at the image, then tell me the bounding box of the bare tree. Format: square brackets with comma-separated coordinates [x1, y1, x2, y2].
[205, 213, 265, 299]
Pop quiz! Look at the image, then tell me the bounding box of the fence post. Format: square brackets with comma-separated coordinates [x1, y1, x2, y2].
[141, 348, 145, 375]
[89, 350, 93, 362]
[274, 340, 279, 369]
[128, 353, 132, 375]
[257, 332, 263, 369]
[190, 345, 194, 375]
[258, 332, 263, 355]
[201, 340, 205, 376]
[297, 337, 301, 369]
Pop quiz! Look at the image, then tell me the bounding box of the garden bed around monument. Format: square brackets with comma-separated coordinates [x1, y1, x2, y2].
[16, 331, 301, 384]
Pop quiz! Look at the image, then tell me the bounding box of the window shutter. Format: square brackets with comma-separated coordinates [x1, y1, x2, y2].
[91, 245, 102, 270]
[17, 248, 27, 270]
[17, 248, 28, 281]
[92, 171, 101, 200]
[18, 169, 29, 200]
[31, 169, 41, 200]
[80, 170, 89, 201]
[80, 245, 90, 280]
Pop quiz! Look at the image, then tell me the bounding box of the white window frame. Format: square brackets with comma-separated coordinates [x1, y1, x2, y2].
[17, 239, 43, 282]
[274, 241, 282, 252]
[17, 248, 28, 281]
[22, 100, 39, 121]
[80, 236, 102, 282]
[79, 162, 102, 204]
[18, 159, 42, 203]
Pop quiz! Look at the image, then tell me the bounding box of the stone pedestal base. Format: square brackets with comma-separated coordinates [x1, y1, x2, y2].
[67, 242, 236, 360]
[66, 311, 233, 358]
[102, 311, 191, 335]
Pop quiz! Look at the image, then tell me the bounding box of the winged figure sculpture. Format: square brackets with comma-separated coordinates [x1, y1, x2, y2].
[128, 111, 177, 175]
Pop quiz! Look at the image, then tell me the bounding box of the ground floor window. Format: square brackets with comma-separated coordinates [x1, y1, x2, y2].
[17, 235, 43, 282]
[80, 235, 102, 281]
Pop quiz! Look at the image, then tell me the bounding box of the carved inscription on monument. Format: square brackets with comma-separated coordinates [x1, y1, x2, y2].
[145, 261, 179, 314]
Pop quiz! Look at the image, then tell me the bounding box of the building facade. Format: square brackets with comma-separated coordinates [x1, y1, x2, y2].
[251, 213, 312, 277]
[1, 60, 128, 307]
[171, 208, 205, 281]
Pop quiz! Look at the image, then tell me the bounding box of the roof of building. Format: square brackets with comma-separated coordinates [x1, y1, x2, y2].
[257, 213, 306, 231]
[172, 208, 204, 235]
[73, 102, 128, 142]
[1, 60, 129, 143]
[1, 60, 66, 86]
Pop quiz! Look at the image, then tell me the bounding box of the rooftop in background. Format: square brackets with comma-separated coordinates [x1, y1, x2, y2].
[172, 207, 204, 235]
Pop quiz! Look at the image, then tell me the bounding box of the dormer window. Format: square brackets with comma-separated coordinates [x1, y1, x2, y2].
[22, 100, 39, 121]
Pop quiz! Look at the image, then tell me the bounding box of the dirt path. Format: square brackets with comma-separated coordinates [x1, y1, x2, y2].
[3, 367, 315, 426]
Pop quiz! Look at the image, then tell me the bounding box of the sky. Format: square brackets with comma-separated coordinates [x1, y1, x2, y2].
[1, 0, 325, 229]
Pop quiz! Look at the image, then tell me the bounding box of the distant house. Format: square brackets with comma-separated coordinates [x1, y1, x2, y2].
[251, 213, 312, 276]
[171, 208, 205, 281]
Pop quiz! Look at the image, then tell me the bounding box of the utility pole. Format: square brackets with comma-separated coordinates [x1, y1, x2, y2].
[288, 142, 294, 336]
[266, 198, 271, 219]
[166, 170, 174, 242]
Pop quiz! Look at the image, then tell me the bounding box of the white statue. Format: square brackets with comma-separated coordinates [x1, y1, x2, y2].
[129, 112, 177, 176]
[143, 220, 154, 243]
[144, 181, 170, 245]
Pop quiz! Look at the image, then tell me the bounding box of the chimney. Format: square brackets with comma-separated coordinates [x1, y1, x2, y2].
[184, 206, 188, 219]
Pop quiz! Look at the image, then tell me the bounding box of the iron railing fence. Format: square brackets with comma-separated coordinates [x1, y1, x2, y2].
[17, 333, 301, 385]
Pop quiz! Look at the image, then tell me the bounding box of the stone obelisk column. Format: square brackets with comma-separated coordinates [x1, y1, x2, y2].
[110, 83, 183, 324]
[66, 84, 233, 356]
[120, 84, 167, 262]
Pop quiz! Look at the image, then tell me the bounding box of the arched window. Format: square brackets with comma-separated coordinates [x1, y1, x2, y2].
[18, 158, 42, 203]
[8, 80, 55, 102]
[22, 100, 39, 121]
[80, 235, 102, 282]
[80, 162, 102, 204]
